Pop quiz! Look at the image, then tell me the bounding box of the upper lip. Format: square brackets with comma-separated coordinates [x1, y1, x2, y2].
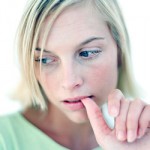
[63, 95, 93, 102]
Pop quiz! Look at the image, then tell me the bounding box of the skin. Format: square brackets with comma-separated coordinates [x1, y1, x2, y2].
[82, 93, 150, 150]
[24, 2, 150, 150]
[35, 3, 118, 123]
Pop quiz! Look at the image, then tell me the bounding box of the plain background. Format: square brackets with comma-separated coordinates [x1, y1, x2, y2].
[0, 0, 150, 115]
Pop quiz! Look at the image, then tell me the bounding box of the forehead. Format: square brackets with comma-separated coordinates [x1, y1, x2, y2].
[38, 2, 109, 49]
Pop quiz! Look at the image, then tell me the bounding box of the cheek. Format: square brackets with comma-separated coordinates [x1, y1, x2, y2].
[87, 61, 118, 93]
[36, 71, 57, 96]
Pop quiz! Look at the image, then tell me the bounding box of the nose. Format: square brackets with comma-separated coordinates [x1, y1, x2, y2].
[61, 61, 83, 90]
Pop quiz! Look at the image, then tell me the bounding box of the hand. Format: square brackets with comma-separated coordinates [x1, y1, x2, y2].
[82, 89, 150, 150]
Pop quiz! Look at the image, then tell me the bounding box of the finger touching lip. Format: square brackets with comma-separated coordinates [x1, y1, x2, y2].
[61, 96, 94, 111]
[81, 97, 111, 135]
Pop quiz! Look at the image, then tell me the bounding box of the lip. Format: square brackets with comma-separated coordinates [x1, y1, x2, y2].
[62, 95, 93, 111]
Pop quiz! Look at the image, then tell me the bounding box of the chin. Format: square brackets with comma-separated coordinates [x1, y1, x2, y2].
[71, 118, 90, 124]
[67, 110, 90, 124]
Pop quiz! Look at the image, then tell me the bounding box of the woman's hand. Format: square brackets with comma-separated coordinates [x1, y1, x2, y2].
[82, 89, 150, 150]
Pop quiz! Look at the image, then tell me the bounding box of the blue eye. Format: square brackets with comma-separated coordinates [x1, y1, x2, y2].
[41, 58, 52, 64]
[79, 51, 89, 57]
[79, 49, 101, 59]
[35, 57, 56, 65]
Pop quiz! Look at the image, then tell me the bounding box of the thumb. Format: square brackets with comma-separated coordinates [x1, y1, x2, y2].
[82, 98, 111, 137]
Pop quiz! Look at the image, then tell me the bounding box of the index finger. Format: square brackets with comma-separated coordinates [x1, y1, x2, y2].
[82, 98, 111, 136]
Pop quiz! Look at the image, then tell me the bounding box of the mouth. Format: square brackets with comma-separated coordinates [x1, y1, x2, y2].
[63, 95, 94, 103]
[62, 95, 94, 111]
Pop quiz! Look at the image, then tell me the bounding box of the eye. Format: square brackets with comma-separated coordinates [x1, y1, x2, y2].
[79, 48, 102, 59]
[35, 56, 57, 65]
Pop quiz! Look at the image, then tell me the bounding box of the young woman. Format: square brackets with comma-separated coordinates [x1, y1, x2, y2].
[0, 0, 149, 149]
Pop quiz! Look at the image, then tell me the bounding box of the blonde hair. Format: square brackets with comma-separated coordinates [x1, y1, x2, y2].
[14, 0, 139, 110]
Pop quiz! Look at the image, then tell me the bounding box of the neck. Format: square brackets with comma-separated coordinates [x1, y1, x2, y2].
[23, 104, 98, 150]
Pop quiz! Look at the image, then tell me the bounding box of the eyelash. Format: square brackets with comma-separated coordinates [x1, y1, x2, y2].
[79, 49, 102, 60]
[34, 48, 102, 65]
[35, 56, 57, 66]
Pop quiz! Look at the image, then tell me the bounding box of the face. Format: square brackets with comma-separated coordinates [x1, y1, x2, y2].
[35, 3, 118, 123]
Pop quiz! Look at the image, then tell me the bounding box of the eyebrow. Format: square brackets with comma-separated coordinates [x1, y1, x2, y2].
[35, 47, 50, 53]
[35, 36, 105, 53]
[79, 36, 105, 46]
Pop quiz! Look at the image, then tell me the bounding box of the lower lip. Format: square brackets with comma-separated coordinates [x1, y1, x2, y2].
[62, 101, 85, 111]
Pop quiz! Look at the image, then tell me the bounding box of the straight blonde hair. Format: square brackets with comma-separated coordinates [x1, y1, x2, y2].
[14, 0, 140, 110]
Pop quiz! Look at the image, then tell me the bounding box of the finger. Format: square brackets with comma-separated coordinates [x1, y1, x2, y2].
[115, 99, 130, 141]
[127, 99, 145, 142]
[138, 105, 150, 138]
[108, 89, 124, 117]
[82, 98, 111, 139]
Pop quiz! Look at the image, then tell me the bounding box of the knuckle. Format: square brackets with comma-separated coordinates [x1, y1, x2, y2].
[138, 118, 146, 128]
[116, 117, 126, 130]
[134, 98, 145, 106]
[139, 105, 150, 127]
[127, 115, 137, 129]
[145, 104, 150, 110]
[127, 115, 135, 123]
[122, 98, 130, 105]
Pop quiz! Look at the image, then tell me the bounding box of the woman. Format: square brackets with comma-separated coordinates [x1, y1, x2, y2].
[0, 0, 149, 149]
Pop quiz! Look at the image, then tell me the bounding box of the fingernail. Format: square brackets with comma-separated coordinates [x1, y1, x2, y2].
[117, 131, 125, 141]
[128, 130, 136, 142]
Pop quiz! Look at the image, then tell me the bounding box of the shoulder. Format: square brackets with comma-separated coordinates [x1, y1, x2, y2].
[0, 112, 21, 128]
[0, 112, 23, 138]
[0, 112, 70, 150]
[0, 112, 17, 127]
[0, 112, 22, 149]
